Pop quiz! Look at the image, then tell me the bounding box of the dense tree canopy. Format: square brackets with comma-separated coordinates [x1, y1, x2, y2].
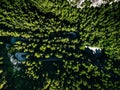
[0, 0, 120, 90]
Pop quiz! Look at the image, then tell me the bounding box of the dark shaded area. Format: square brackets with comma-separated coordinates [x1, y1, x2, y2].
[49, 31, 79, 40]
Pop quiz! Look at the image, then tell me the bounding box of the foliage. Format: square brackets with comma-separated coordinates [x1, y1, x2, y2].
[0, 0, 120, 90]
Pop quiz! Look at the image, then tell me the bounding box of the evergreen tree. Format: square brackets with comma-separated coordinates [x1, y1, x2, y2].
[0, 0, 120, 90]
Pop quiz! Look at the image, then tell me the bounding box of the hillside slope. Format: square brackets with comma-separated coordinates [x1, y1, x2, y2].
[0, 0, 120, 90]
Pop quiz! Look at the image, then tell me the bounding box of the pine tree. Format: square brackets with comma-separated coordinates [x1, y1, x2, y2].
[0, 0, 120, 89]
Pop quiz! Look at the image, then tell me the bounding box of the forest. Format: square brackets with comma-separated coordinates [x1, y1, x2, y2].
[0, 0, 120, 90]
